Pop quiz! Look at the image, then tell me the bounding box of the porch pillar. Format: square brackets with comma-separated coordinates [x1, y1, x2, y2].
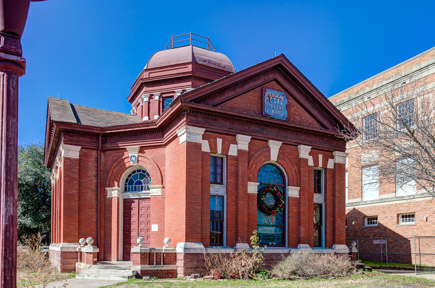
[297, 145, 314, 246]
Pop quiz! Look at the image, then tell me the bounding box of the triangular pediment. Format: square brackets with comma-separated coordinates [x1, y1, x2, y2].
[182, 55, 352, 132]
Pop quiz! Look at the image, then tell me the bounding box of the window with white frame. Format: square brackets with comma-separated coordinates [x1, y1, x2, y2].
[397, 99, 414, 130]
[396, 157, 416, 196]
[363, 113, 377, 141]
[398, 213, 415, 225]
[365, 216, 378, 227]
[362, 165, 379, 201]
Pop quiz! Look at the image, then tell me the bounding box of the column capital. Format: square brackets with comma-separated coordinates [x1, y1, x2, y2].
[61, 144, 81, 159]
[236, 134, 251, 151]
[247, 182, 259, 194]
[297, 145, 313, 166]
[105, 187, 120, 198]
[177, 125, 205, 144]
[175, 89, 182, 97]
[287, 186, 300, 198]
[141, 94, 150, 102]
[153, 92, 160, 100]
[333, 151, 348, 164]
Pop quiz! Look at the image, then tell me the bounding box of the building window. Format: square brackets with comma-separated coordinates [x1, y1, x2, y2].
[363, 113, 377, 141]
[397, 99, 414, 130]
[257, 164, 286, 247]
[210, 195, 224, 246]
[398, 213, 415, 225]
[314, 169, 323, 194]
[396, 157, 416, 196]
[124, 169, 151, 193]
[210, 156, 224, 184]
[362, 165, 379, 201]
[365, 216, 378, 227]
[313, 203, 323, 247]
[163, 96, 174, 111]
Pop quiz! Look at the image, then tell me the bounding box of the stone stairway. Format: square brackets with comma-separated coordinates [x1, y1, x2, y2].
[76, 261, 136, 281]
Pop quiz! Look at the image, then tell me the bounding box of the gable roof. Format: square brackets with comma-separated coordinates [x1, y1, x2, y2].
[48, 97, 143, 127]
[181, 54, 354, 132]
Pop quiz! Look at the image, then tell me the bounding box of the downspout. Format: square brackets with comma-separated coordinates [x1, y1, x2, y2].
[97, 133, 102, 259]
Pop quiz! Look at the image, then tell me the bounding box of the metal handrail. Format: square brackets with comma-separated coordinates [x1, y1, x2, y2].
[165, 32, 215, 51]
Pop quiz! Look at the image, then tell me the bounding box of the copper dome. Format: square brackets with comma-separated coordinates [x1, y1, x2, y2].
[145, 45, 235, 73]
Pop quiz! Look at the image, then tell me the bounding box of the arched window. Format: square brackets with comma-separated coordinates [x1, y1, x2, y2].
[257, 164, 285, 246]
[124, 169, 151, 193]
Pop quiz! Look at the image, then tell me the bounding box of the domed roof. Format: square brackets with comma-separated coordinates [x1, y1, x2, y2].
[145, 45, 235, 73]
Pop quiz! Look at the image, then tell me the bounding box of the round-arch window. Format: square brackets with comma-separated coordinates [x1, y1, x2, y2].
[257, 164, 286, 246]
[124, 169, 151, 193]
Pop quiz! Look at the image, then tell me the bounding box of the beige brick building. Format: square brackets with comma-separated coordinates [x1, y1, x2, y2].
[330, 47, 435, 265]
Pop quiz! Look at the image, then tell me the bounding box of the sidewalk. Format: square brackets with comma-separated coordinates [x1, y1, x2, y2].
[377, 269, 435, 281]
[41, 278, 123, 288]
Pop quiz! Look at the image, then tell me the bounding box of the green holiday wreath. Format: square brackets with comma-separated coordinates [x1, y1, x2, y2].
[257, 184, 285, 216]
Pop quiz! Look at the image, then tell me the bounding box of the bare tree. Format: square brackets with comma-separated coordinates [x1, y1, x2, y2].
[338, 80, 435, 198]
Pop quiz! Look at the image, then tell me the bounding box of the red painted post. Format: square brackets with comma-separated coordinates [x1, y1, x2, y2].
[0, 1, 46, 286]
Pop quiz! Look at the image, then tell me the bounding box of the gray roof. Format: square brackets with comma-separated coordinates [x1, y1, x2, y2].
[48, 97, 143, 127]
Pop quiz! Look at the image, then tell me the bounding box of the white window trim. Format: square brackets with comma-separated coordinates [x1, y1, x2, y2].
[364, 216, 379, 227]
[398, 213, 416, 225]
[210, 154, 226, 247]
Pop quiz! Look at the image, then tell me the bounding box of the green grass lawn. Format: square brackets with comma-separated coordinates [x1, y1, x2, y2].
[362, 260, 435, 270]
[101, 271, 435, 288]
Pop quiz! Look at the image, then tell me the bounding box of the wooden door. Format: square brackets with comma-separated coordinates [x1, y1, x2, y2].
[123, 198, 150, 260]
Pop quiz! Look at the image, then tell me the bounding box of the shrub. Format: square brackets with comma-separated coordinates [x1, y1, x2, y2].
[202, 231, 265, 279]
[17, 233, 58, 288]
[271, 252, 354, 279]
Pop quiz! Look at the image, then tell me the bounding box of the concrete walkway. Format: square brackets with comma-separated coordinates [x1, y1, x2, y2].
[377, 269, 435, 281]
[41, 278, 123, 288]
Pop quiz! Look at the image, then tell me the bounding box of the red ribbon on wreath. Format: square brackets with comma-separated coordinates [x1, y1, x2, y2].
[257, 184, 285, 224]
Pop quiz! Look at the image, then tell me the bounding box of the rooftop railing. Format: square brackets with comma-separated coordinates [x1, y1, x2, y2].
[165, 32, 215, 51]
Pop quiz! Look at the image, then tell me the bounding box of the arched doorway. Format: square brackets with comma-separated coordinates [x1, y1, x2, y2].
[120, 168, 151, 260]
[257, 164, 286, 247]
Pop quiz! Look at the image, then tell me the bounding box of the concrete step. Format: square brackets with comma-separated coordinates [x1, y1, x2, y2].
[92, 264, 132, 270]
[75, 274, 132, 281]
[77, 268, 135, 281]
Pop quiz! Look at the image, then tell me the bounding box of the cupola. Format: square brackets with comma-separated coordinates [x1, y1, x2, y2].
[128, 33, 235, 121]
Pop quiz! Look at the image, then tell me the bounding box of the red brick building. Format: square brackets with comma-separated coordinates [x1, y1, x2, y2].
[45, 34, 352, 276]
[330, 47, 435, 265]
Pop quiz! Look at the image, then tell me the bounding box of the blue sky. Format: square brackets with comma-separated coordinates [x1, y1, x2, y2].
[20, 0, 435, 145]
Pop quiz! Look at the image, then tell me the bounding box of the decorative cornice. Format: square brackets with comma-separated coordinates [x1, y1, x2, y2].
[177, 125, 205, 144]
[268, 140, 282, 161]
[236, 134, 251, 151]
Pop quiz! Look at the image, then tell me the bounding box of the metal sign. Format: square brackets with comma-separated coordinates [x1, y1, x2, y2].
[263, 89, 288, 120]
